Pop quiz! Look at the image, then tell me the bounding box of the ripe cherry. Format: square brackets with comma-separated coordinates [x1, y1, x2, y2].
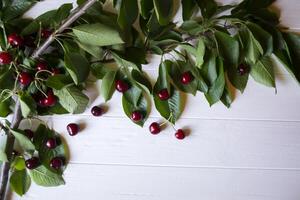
[24, 129, 34, 140]
[91, 106, 103, 117]
[41, 29, 53, 39]
[131, 111, 143, 122]
[42, 90, 57, 107]
[237, 64, 249, 76]
[67, 123, 79, 136]
[158, 89, 170, 101]
[19, 72, 33, 86]
[8, 33, 23, 47]
[25, 157, 39, 170]
[46, 138, 57, 149]
[50, 157, 63, 170]
[181, 71, 194, 85]
[0, 52, 12, 65]
[149, 122, 161, 134]
[52, 68, 60, 75]
[115, 80, 129, 93]
[175, 129, 186, 140]
[36, 61, 48, 71]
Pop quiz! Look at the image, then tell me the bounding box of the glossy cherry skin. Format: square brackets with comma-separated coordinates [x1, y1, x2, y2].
[46, 138, 57, 149]
[237, 64, 249, 76]
[115, 80, 129, 93]
[41, 29, 53, 39]
[91, 106, 103, 117]
[24, 129, 34, 140]
[36, 62, 48, 71]
[52, 68, 61, 75]
[8, 33, 24, 47]
[50, 157, 63, 170]
[67, 123, 79, 136]
[19, 72, 33, 86]
[149, 122, 161, 134]
[175, 129, 186, 140]
[25, 157, 39, 170]
[131, 111, 143, 122]
[158, 89, 170, 101]
[42, 90, 57, 107]
[181, 71, 194, 85]
[0, 52, 12, 65]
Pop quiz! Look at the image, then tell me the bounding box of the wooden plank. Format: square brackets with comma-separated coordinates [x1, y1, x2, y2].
[13, 164, 300, 200]
[19, 117, 300, 169]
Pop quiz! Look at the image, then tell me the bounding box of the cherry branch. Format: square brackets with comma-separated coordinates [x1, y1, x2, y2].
[0, 1, 97, 200]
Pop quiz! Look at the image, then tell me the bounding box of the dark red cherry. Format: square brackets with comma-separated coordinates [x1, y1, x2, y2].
[24, 129, 34, 139]
[149, 122, 161, 134]
[175, 129, 186, 140]
[41, 29, 53, 39]
[181, 71, 194, 85]
[0, 52, 12, 65]
[36, 61, 48, 71]
[50, 157, 63, 170]
[115, 80, 129, 93]
[43, 90, 57, 107]
[67, 123, 79, 136]
[91, 106, 103, 117]
[25, 157, 39, 170]
[52, 68, 60, 75]
[46, 138, 57, 149]
[131, 111, 143, 122]
[8, 33, 23, 47]
[19, 72, 33, 86]
[237, 64, 249, 76]
[158, 89, 170, 101]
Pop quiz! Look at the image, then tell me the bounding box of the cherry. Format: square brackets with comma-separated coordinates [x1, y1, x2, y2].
[41, 29, 53, 39]
[158, 89, 170, 101]
[42, 90, 57, 107]
[67, 123, 79, 136]
[7, 33, 23, 47]
[50, 157, 63, 170]
[23, 36, 35, 47]
[25, 157, 39, 170]
[24, 129, 34, 140]
[19, 72, 33, 86]
[175, 129, 186, 140]
[0, 52, 12, 65]
[36, 61, 48, 71]
[181, 71, 194, 85]
[131, 111, 143, 122]
[149, 122, 161, 134]
[115, 80, 129, 93]
[237, 64, 249, 76]
[46, 138, 57, 149]
[52, 68, 60, 75]
[91, 106, 103, 117]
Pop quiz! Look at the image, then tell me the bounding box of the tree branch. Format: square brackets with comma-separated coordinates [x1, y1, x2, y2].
[0, 1, 98, 199]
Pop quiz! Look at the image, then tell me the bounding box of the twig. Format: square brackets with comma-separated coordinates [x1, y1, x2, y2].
[0, 1, 98, 200]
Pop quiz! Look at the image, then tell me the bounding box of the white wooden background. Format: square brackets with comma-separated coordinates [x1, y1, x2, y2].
[7, 0, 300, 199]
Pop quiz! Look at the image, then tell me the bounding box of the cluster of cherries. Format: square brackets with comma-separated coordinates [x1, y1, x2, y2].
[24, 129, 64, 170]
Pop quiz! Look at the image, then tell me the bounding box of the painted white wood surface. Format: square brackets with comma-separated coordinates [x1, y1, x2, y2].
[8, 0, 300, 199]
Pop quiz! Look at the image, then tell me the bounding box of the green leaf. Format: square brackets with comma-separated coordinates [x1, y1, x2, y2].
[111, 51, 141, 71]
[77, 42, 103, 58]
[0, 149, 7, 162]
[221, 84, 233, 108]
[117, 0, 138, 29]
[215, 31, 239, 66]
[19, 93, 37, 118]
[29, 165, 65, 187]
[54, 3, 73, 25]
[153, 0, 174, 26]
[10, 169, 31, 196]
[246, 22, 273, 56]
[2, 0, 36, 21]
[54, 86, 89, 114]
[12, 157, 26, 170]
[195, 0, 218, 18]
[196, 37, 206, 68]
[0, 99, 11, 117]
[182, 0, 197, 21]
[10, 129, 35, 152]
[46, 75, 73, 90]
[73, 23, 124, 46]
[0, 67, 14, 90]
[64, 52, 90, 85]
[131, 70, 152, 93]
[101, 71, 117, 102]
[140, 0, 153, 19]
[201, 50, 217, 85]
[205, 57, 225, 106]
[250, 56, 275, 88]
[227, 64, 249, 93]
